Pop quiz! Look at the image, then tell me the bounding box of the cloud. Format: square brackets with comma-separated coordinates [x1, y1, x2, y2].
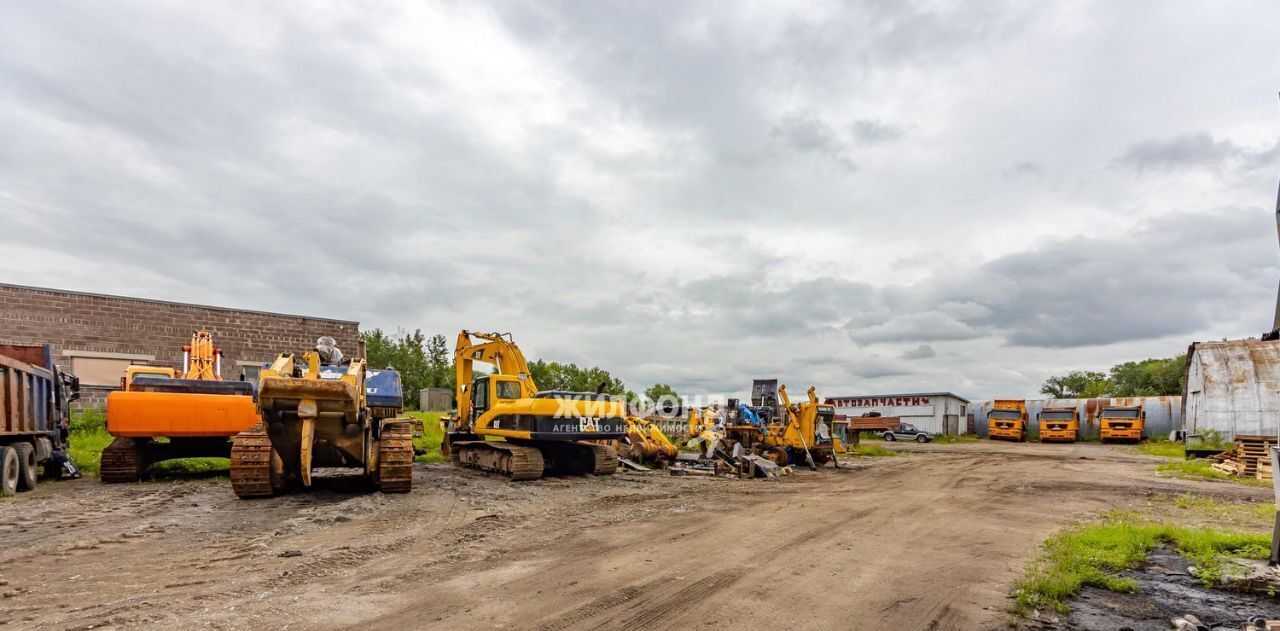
[900, 344, 937, 360]
[0, 0, 1277, 404]
[1115, 131, 1280, 174]
[851, 119, 906, 144]
[770, 113, 857, 171]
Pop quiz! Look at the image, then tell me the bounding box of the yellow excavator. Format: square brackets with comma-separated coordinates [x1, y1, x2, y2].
[442, 331, 627, 481]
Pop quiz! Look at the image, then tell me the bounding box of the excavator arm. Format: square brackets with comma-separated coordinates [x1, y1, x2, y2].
[454, 331, 540, 429]
[181, 330, 223, 381]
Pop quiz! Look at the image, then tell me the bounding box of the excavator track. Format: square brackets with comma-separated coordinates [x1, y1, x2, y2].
[541, 441, 619, 476]
[452, 441, 545, 481]
[100, 437, 144, 484]
[584, 442, 619, 475]
[230, 424, 276, 499]
[377, 420, 414, 493]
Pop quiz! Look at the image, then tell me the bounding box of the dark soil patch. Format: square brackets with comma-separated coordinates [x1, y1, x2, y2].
[1025, 547, 1280, 630]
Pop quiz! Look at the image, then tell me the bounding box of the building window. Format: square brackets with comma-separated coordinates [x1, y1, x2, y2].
[63, 351, 156, 387]
[236, 360, 269, 383]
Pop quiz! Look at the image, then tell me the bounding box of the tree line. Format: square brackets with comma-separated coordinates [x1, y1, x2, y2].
[360, 329, 680, 410]
[1039, 355, 1184, 399]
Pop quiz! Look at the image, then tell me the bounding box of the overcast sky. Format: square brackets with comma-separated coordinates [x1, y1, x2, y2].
[3, 1, 1278, 400]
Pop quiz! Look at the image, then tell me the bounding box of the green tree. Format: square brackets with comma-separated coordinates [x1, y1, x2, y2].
[1039, 370, 1112, 399]
[644, 383, 681, 403]
[425, 333, 453, 390]
[1039, 354, 1186, 400]
[528, 359, 631, 398]
[1109, 355, 1184, 397]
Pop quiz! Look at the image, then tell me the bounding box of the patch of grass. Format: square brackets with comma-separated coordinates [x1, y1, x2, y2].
[1132, 440, 1185, 459]
[856, 431, 884, 442]
[69, 410, 112, 476]
[849, 443, 900, 457]
[1014, 512, 1270, 615]
[406, 411, 447, 463]
[932, 434, 978, 444]
[1156, 459, 1271, 487]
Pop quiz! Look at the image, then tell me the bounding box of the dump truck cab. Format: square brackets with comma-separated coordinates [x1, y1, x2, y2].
[987, 399, 1028, 441]
[1098, 405, 1145, 443]
[1037, 406, 1079, 443]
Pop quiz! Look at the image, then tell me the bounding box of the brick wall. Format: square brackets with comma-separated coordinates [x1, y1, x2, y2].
[0, 284, 359, 409]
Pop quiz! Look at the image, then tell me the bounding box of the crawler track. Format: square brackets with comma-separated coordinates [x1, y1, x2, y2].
[452, 441, 546, 481]
[377, 420, 414, 493]
[584, 442, 618, 475]
[229, 424, 275, 498]
[100, 437, 144, 484]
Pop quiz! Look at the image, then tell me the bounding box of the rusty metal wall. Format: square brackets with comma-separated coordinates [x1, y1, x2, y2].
[1183, 339, 1280, 440]
[970, 396, 1182, 440]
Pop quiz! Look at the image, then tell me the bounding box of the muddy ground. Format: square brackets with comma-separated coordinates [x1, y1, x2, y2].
[0, 442, 1271, 630]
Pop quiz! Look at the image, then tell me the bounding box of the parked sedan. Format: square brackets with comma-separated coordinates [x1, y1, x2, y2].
[882, 423, 933, 443]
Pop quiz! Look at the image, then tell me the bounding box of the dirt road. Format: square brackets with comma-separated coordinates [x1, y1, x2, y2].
[0, 442, 1266, 630]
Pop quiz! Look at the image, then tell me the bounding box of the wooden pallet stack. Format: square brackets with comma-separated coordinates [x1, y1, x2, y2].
[1212, 435, 1278, 480]
[1237, 435, 1277, 480]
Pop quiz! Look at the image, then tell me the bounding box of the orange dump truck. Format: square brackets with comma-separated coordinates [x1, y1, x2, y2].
[102, 331, 259, 482]
[987, 399, 1028, 441]
[1098, 404, 1145, 443]
[1037, 406, 1079, 443]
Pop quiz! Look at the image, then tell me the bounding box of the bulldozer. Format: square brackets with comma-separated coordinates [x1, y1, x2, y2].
[721, 381, 842, 468]
[229, 339, 413, 498]
[102, 331, 260, 483]
[442, 330, 625, 481]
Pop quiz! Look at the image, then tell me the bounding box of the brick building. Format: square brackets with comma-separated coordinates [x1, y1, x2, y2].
[0, 283, 359, 408]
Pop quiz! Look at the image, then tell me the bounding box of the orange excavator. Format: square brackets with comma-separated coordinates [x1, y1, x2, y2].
[101, 331, 260, 482]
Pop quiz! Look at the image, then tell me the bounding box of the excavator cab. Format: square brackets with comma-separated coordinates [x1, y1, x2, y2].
[467, 375, 524, 423]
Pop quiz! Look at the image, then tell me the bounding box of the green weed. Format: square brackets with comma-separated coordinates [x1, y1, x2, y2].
[1014, 513, 1270, 615]
[1156, 459, 1271, 487]
[931, 434, 978, 444]
[1132, 440, 1185, 459]
[850, 443, 900, 457]
[406, 411, 447, 463]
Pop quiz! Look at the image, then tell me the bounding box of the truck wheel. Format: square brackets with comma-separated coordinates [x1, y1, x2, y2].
[0, 446, 18, 496]
[14, 443, 37, 491]
[883, 432, 895, 441]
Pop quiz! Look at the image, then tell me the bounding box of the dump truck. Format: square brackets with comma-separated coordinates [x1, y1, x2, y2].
[441, 330, 624, 481]
[102, 331, 260, 483]
[722, 381, 842, 468]
[0, 344, 80, 495]
[1037, 406, 1079, 443]
[1098, 404, 1145, 443]
[229, 339, 412, 498]
[987, 399, 1028, 441]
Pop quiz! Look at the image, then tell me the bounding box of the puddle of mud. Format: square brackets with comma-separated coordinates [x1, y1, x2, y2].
[1027, 547, 1280, 630]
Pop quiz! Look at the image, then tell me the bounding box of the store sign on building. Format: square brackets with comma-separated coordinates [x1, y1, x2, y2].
[835, 396, 932, 408]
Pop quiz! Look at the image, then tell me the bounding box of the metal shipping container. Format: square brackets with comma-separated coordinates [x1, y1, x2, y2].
[1182, 339, 1280, 440]
[969, 396, 1181, 441]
